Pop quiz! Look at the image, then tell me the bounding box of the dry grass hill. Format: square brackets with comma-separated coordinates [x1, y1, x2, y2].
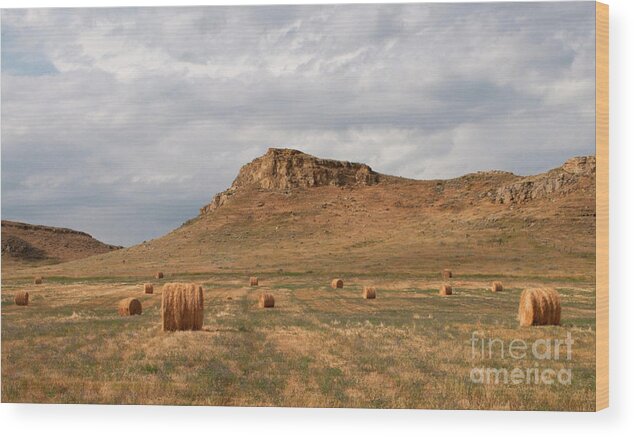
[16, 148, 595, 280]
[1, 220, 121, 270]
[1, 148, 598, 410]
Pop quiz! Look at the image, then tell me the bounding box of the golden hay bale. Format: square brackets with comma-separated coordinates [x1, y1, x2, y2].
[439, 284, 453, 296]
[518, 287, 561, 327]
[118, 298, 142, 316]
[250, 276, 259, 286]
[259, 293, 275, 308]
[491, 281, 504, 292]
[156, 272, 164, 279]
[34, 276, 43, 285]
[14, 291, 29, 306]
[362, 286, 376, 299]
[144, 283, 154, 294]
[441, 269, 452, 280]
[331, 278, 344, 289]
[536, 288, 562, 325]
[161, 283, 204, 331]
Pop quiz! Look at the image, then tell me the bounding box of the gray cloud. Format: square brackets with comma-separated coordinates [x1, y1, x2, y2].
[1, 3, 596, 245]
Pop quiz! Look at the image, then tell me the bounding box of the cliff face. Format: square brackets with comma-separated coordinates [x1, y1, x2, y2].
[202, 148, 596, 215]
[487, 156, 596, 204]
[201, 148, 379, 214]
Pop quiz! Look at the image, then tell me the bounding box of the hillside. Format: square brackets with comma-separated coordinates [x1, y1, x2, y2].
[9, 148, 596, 279]
[2, 148, 598, 410]
[1, 220, 122, 269]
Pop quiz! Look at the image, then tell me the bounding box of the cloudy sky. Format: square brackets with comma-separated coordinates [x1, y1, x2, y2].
[1, 2, 596, 246]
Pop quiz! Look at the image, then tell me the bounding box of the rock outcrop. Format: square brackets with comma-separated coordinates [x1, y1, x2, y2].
[488, 156, 595, 204]
[562, 156, 596, 175]
[1, 235, 46, 260]
[200, 148, 596, 213]
[201, 148, 379, 214]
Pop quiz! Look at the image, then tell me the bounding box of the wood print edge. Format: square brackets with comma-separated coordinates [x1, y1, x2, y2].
[595, 0, 609, 412]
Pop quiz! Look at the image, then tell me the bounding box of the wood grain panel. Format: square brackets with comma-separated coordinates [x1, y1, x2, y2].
[595, 0, 609, 412]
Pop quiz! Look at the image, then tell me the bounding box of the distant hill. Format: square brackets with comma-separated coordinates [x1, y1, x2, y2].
[1, 220, 122, 268]
[8, 148, 596, 279]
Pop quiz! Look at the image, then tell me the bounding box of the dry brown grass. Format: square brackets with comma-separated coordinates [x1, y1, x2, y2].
[117, 298, 142, 316]
[0, 153, 598, 409]
[250, 276, 259, 286]
[14, 291, 29, 306]
[144, 283, 154, 294]
[518, 287, 562, 327]
[33, 276, 42, 285]
[156, 272, 164, 279]
[491, 281, 503, 292]
[161, 283, 204, 331]
[331, 278, 343, 289]
[439, 284, 453, 296]
[259, 292, 275, 308]
[1, 274, 597, 410]
[362, 286, 376, 299]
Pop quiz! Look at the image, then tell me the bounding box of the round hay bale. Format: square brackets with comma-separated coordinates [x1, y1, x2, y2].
[518, 287, 561, 327]
[439, 284, 453, 296]
[362, 286, 376, 299]
[144, 283, 154, 294]
[441, 269, 452, 280]
[250, 276, 259, 286]
[34, 276, 43, 285]
[161, 283, 204, 331]
[156, 272, 164, 279]
[14, 291, 29, 306]
[491, 281, 504, 292]
[118, 298, 142, 316]
[331, 278, 344, 289]
[259, 293, 275, 308]
[536, 287, 561, 325]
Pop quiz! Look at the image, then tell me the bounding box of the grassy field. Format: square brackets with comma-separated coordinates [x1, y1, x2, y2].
[1, 272, 596, 410]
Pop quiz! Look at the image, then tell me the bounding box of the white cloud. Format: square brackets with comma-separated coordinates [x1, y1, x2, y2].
[1, 3, 596, 245]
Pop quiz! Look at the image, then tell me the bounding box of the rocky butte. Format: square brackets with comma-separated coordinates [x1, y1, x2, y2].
[11, 148, 596, 278]
[201, 148, 380, 214]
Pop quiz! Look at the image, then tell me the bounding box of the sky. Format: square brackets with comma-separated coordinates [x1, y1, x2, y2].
[1, 2, 596, 246]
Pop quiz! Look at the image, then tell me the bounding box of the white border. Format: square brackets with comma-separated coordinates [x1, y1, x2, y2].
[1, 0, 632, 436]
